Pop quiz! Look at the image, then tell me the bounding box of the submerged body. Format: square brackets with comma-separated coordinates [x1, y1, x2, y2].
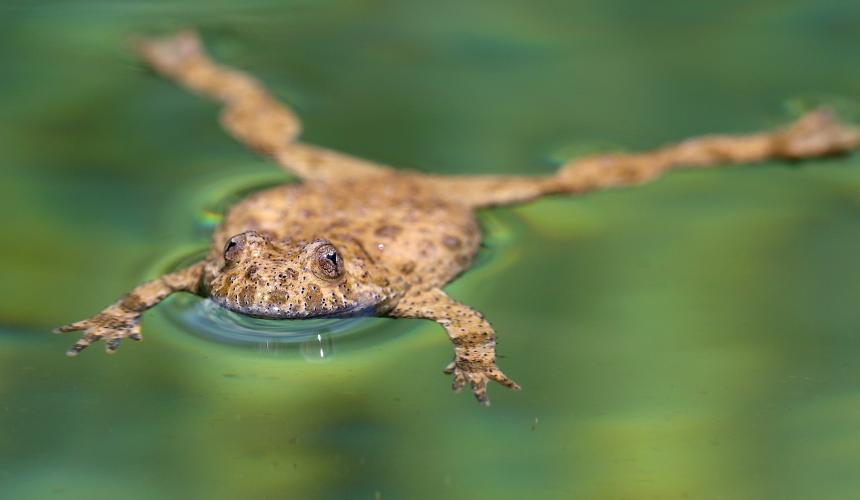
[57, 31, 860, 405]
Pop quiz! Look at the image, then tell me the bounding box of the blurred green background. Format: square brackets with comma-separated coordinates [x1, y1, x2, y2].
[2, 1, 860, 499]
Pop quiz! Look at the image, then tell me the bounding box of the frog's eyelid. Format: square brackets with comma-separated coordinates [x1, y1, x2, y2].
[303, 239, 332, 255]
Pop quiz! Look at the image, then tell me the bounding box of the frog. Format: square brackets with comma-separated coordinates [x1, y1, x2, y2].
[56, 30, 860, 405]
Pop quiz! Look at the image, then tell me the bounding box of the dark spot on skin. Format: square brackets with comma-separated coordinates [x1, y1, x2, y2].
[374, 276, 390, 287]
[269, 291, 287, 305]
[400, 261, 416, 274]
[305, 287, 323, 312]
[346, 237, 376, 264]
[374, 225, 402, 238]
[442, 235, 462, 249]
[327, 219, 350, 229]
[306, 152, 322, 166]
[238, 287, 254, 308]
[120, 293, 146, 312]
[245, 265, 258, 278]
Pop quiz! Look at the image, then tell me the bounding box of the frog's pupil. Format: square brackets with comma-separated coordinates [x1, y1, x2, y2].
[317, 249, 340, 277]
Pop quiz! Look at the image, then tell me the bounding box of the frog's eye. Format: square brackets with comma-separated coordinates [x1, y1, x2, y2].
[313, 244, 344, 280]
[224, 235, 245, 262]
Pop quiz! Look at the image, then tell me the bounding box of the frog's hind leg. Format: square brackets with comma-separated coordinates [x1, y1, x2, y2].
[431, 109, 860, 208]
[55, 262, 205, 356]
[136, 30, 392, 182]
[389, 288, 520, 406]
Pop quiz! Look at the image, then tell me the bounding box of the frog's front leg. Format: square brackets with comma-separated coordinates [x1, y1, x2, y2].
[390, 289, 520, 406]
[55, 262, 205, 356]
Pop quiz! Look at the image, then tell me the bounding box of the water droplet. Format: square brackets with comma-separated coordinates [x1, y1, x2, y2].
[299, 333, 334, 362]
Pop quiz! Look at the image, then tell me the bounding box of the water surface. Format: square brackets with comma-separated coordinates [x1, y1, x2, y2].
[2, 1, 860, 499]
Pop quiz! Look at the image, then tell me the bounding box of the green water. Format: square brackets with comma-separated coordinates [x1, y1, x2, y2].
[3, 1, 860, 499]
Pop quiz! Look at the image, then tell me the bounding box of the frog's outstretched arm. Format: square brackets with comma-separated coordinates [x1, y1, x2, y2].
[432, 109, 860, 208]
[55, 263, 205, 355]
[136, 30, 392, 182]
[390, 288, 520, 406]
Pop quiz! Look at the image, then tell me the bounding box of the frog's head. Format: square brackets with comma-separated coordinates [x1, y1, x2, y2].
[207, 231, 395, 319]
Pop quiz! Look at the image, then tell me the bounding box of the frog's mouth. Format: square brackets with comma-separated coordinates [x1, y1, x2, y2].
[206, 274, 380, 319]
[209, 294, 376, 320]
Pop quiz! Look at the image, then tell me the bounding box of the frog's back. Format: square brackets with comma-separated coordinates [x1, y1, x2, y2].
[214, 175, 481, 288]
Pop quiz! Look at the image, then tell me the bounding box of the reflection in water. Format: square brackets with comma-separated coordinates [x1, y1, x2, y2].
[161, 292, 385, 359]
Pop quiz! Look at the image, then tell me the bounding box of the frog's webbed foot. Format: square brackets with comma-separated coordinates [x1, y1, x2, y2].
[54, 263, 205, 356]
[391, 288, 521, 406]
[443, 359, 521, 406]
[55, 306, 142, 356]
[135, 29, 202, 74]
[774, 108, 860, 159]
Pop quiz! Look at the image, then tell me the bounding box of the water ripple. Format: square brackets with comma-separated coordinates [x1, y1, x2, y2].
[151, 180, 526, 359]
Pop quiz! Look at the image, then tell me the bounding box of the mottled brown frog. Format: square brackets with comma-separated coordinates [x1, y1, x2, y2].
[56, 31, 860, 405]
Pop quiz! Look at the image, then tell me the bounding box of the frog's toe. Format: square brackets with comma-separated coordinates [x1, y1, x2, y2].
[136, 30, 203, 72]
[103, 324, 141, 353]
[65, 329, 102, 357]
[54, 319, 99, 356]
[466, 374, 490, 406]
[486, 367, 521, 391]
[53, 320, 88, 334]
[452, 369, 467, 393]
[105, 336, 122, 354]
[443, 360, 468, 392]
